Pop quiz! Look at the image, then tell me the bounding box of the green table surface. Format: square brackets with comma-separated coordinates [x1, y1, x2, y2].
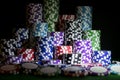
[0, 74, 120, 80]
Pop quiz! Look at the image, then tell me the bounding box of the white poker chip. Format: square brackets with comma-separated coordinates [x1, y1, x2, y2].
[108, 64, 120, 75]
[0, 64, 20, 74]
[21, 62, 38, 74]
[62, 66, 88, 77]
[22, 63, 38, 69]
[89, 66, 109, 76]
[36, 66, 60, 76]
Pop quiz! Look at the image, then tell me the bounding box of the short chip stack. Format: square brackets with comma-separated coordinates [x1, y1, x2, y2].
[0, 64, 20, 75]
[73, 40, 93, 64]
[92, 50, 111, 66]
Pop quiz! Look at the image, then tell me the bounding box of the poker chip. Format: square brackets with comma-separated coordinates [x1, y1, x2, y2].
[57, 15, 75, 31]
[108, 64, 120, 75]
[21, 62, 38, 75]
[0, 64, 20, 75]
[6, 54, 23, 64]
[76, 6, 92, 31]
[37, 36, 54, 60]
[92, 50, 111, 66]
[48, 64, 67, 69]
[26, 3, 43, 27]
[55, 46, 72, 59]
[0, 39, 18, 57]
[33, 22, 48, 37]
[89, 66, 109, 76]
[73, 40, 93, 64]
[62, 66, 88, 77]
[112, 60, 120, 65]
[36, 66, 61, 76]
[18, 48, 35, 62]
[83, 30, 101, 50]
[65, 19, 83, 44]
[77, 63, 102, 69]
[63, 54, 81, 65]
[43, 0, 59, 22]
[50, 32, 64, 46]
[48, 59, 62, 65]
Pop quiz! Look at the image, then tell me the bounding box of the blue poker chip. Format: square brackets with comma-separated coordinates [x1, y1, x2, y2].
[108, 64, 120, 75]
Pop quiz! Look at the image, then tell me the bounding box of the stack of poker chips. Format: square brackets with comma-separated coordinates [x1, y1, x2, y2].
[35, 66, 61, 76]
[33, 22, 48, 38]
[20, 62, 38, 75]
[88, 66, 110, 76]
[25, 3, 44, 48]
[61, 66, 88, 77]
[43, 0, 59, 22]
[63, 54, 81, 65]
[55, 46, 72, 59]
[57, 15, 75, 31]
[36, 36, 54, 61]
[73, 40, 93, 64]
[43, 0, 59, 32]
[50, 32, 64, 46]
[83, 30, 101, 51]
[65, 19, 83, 45]
[17, 48, 35, 62]
[76, 6, 92, 31]
[26, 3, 43, 28]
[107, 64, 120, 75]
[0, 39, 18, 57]
[14, 28, 29, 48]
[6, 54, 23, 64]
[0, 64, 20, 75]
[92, 50, 111, 66]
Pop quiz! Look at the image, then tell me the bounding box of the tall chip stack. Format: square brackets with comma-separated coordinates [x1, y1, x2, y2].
[26, 3, 43, 28]
[26, 3, 43, 49]
[65, 19, 83, 45]
[76, 6, 92, 31]
[43, 0, 59, 32]
[36, 36, 54, 61]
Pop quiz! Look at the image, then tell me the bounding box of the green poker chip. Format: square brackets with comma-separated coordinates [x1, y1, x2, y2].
[43, 0, 59, 22]
[83, 30, 101, 50]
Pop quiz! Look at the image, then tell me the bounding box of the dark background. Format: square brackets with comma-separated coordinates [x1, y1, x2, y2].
[0, 0, 119, 60]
